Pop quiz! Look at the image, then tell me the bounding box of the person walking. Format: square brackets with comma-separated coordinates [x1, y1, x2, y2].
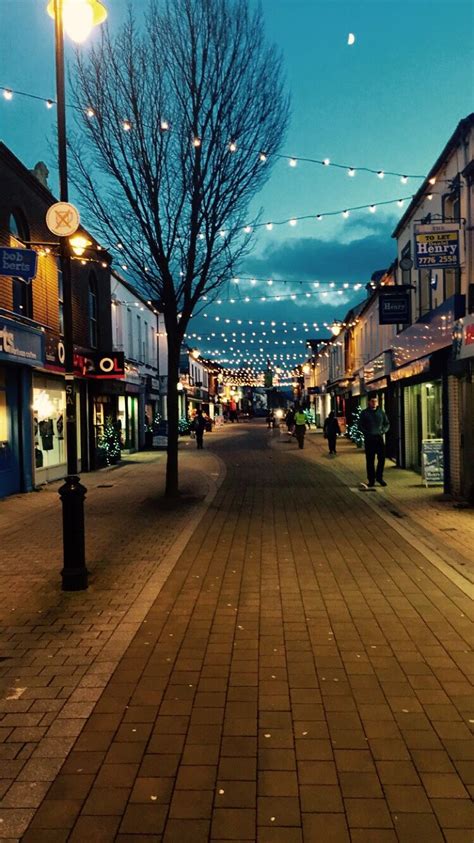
[358, 394, 390, 488]
[193, 408, 206, 450]
[323, 411, 341, 455]
[294, 407, 308, 449]
[285, 407, 295, 433]
[266, 410, 275, 429]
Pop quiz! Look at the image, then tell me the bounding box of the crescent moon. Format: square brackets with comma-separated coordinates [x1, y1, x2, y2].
[347, 33, 356, 45]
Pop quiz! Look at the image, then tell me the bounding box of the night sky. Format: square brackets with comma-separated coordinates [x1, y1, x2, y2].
[1, 0, 473, 378]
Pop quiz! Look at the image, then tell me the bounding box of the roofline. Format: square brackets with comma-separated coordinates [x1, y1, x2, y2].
[0, 140, 111, 257]
[392, 113, 474, 238]
[110, 269, 160, 314]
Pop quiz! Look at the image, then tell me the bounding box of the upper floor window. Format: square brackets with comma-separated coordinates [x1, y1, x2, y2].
[137, 315, 142, 361]
[9, 210, 33, 319]
[88, 273, 98, 348]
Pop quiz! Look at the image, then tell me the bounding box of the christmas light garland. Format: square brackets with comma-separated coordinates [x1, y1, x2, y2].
[1, 84, 433, 182]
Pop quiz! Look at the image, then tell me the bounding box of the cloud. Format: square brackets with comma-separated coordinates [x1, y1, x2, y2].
[243, 216, 396, 283]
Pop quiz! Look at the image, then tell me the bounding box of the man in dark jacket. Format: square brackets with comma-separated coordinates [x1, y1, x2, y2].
[359, 394, 390, 488]
[193, 409, 206, 449]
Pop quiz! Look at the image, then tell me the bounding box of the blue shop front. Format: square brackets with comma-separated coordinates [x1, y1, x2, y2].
[0, 315, 44, 498]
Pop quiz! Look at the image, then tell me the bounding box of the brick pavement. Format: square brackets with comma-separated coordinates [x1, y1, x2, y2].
[0, 442, 224, 840]
[2, 422, 474, 841]
[302, 427, 474, 584]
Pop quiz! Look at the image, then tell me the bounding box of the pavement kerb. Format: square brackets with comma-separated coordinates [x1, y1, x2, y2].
[74, 450, 227, 684]
[270, 427, 474, 599]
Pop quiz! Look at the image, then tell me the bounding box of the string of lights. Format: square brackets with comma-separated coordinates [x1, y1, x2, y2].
[191, 315, 322, 329]
[1, 84, 437, 183]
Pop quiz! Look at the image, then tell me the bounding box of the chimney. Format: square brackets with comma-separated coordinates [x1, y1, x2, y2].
[30, 161, 50, 189]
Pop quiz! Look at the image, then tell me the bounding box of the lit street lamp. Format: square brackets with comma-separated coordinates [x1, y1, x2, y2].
[48, 0, 107, 590]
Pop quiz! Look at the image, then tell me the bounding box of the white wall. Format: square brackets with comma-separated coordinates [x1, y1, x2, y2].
[111, 275, 158, 376]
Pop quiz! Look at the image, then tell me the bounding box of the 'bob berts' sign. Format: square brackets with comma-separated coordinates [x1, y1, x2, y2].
[414, 223, 460, 269]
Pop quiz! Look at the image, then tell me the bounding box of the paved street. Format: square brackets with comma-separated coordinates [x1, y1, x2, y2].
[1, 422, 473, 842]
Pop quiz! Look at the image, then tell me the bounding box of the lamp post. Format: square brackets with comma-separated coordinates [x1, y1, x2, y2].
[48, 0, 107, 590]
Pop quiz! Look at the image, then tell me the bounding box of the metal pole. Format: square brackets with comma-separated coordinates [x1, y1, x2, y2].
[54, 0, 88, 590]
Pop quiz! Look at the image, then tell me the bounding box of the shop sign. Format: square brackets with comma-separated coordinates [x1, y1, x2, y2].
[453, 315, 474, 360]
[0, 247, 38, 283]
[414, 224, 461, 269]
[392, 294, 465, 369]
[147, 376, 160, 393]
[379, 289, 411, 324]
[0, 318, 44, 367]
[421, 439, 444, 486]
[44, 332, 66, 370]
[74, 351, 125, 379]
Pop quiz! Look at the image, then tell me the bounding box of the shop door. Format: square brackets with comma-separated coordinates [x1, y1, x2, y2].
[0, 368, 21, 497]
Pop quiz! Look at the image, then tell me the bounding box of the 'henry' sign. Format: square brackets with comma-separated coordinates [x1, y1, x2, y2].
[0, 247, 38, 283]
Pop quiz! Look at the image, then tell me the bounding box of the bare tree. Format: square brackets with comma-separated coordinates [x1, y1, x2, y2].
[70, 0, 289, 496]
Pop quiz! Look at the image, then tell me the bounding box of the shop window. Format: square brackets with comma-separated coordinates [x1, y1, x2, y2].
[32, 377, 66, 474]
[0, 369, 11, 471]
[88, 273, 98, 348]
[9, 210, 33, 319]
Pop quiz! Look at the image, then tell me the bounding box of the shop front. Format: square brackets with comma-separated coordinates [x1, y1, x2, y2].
[0, 315, 44, 498]
[451, 314, 474, 500]
[391, 294, 465, 489]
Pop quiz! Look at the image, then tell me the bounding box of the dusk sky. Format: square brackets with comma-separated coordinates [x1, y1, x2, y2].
[1, 0, 473, 376]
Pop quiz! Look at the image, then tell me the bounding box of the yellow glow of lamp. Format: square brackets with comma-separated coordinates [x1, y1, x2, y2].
[47, 0, 108, 44]
[70, 234, 92, 256]
[330, 321, 342, 337]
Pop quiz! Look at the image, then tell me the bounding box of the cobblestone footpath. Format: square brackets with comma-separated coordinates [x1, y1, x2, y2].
[0, 443, 224, 841]
[2, 422, 474, 842]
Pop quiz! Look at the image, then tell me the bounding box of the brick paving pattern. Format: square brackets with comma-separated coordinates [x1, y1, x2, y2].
[1, 423, 473, 841]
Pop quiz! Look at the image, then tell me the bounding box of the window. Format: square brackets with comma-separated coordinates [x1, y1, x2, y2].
[443, 188, 461, 301]
[418, 269, 432, 317]
[137, 315, 142, 361]
[127, 308, 133, 356]
[9, 211, 33, 319]
[144, 321, 149, 364]
[88, 273, 98, 348]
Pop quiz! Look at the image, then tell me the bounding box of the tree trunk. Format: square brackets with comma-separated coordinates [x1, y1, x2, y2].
[165, 339, 180, 498]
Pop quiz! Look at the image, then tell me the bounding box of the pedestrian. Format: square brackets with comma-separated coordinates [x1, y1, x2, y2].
[294, 407, 308, 449]
[323, 411, 341, 455]
[266, 410, 274, 429]
[358, 393, 390, 488]
[193, 408, 206, 449]
[285, 407, 295, 433]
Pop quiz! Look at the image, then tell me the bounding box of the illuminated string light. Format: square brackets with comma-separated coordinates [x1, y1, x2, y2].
[0, 84, 430, 181]
[122, 119, 132, 131]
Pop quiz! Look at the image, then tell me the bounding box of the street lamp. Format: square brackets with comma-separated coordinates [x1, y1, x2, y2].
[48, 0, 107, 590]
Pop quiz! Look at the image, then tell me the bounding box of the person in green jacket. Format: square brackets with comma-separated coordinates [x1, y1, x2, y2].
[294, 407, 308, 449]
[359, 393, 390, 488]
